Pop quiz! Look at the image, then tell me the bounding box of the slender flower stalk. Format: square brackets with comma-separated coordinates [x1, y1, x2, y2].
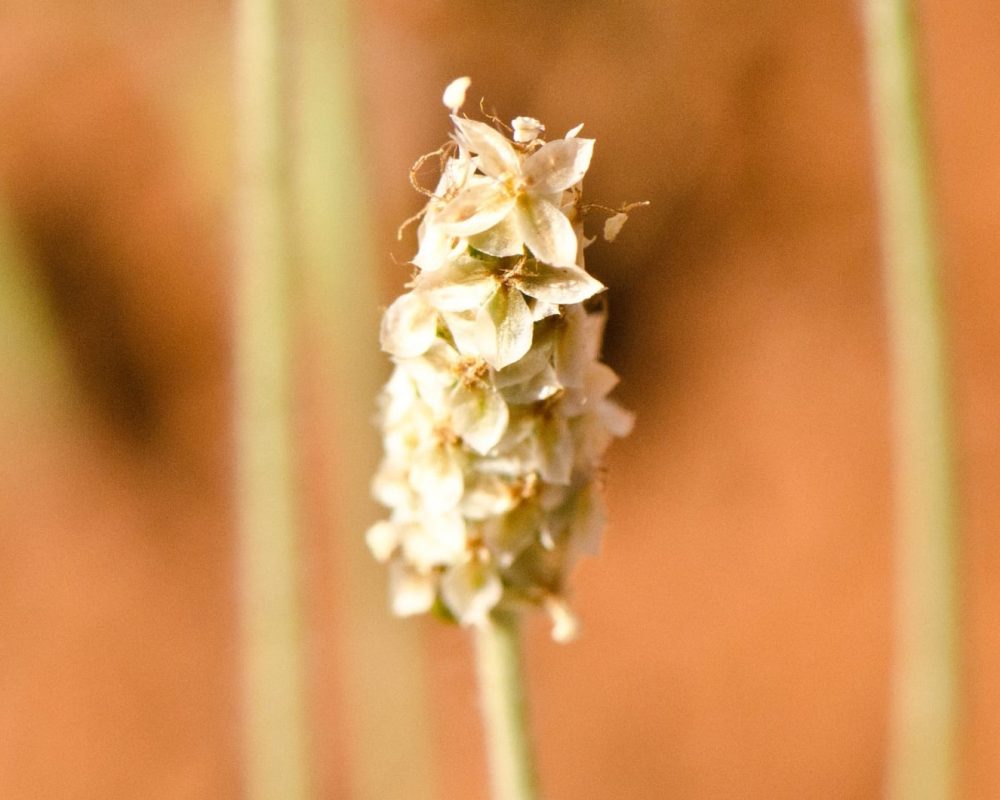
[475, 614, 539, 800]
[862, 2, 959, 798]
[368, 79, 637, 799]
[233, 0, 312, 797]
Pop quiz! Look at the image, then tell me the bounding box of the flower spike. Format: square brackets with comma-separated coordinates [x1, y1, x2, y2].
[369, 80, 634, 641]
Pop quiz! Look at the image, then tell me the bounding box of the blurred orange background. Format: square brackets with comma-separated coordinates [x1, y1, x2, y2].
[0, 1, 998, 798]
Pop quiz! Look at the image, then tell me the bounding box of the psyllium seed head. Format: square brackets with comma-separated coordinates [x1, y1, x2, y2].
[367, 79, 636, 642]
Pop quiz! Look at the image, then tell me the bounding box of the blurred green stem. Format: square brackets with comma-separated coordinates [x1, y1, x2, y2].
[0, 209, 73, 419]
[862, 2, 959, 798]
[233, 0, 312, 798]
[475, 614, 539, 800]
[288, 1, 436, 798]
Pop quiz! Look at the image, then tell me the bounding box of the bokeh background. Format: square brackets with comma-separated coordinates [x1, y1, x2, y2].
[1, 1, 998, 798]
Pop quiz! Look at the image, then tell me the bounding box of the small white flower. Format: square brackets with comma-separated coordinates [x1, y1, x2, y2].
[388, 561, 437, 617]
[398, 340, 510, 454]
[439, 116, 595, 267]
[512, 116, 544, 143]
[380, 291, 437, 358]
[441, 557, 503, 626]
[399, 512, 467, 569]
[461, 472, 519, 520]
[365, 520, 400, 563]
[415, 252, 605, 369]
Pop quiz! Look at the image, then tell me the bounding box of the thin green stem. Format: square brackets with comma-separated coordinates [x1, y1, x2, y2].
[233, 0, 312, 798]
[287, 1, 436, 797]
[862, 2, 959, 798]
[474, 614, 539, 800]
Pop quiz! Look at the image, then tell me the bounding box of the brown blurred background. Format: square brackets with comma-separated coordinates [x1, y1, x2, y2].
[0, 1, 998, 798]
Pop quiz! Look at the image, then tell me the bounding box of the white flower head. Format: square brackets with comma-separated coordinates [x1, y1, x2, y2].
[369, 79, 636, 642]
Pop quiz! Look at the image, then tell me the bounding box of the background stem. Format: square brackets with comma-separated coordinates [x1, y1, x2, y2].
[287, 1, 437, 797]
[233, 0, 312, 797]
[475, 614, 540, 800]
[862, 2, 960, 798]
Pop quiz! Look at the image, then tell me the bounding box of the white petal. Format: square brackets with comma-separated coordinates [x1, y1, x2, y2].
[438, 181, 517, 238]
[490, 413, 537, 458]
[389, 561, 436, 616]
[538, 482, 570, 512]
[494, 340, 552, 393]
[484, 501, 540, 565]
[440, 559, 503, 626]
[603, 212, 629, 242]
[399, 341, 458, 410]
[567, 358, 622, 417]
[461, 473, 517, 520]
[516, 263, 605, 305]
[413, 215, 463, 272]
[435, 152, 473, 195]
[474, 284, 534, 370]
[380, 292, 437, 358]
[499, 362, 560, 405]
[377, 366, 419, 427]
[414, 337, 462, 375]
[599, 399, 636, 438]
[442, 76, 471, 113]
[415, 256, 497, 312]
[532, 301, 560, 321]
[468, 213, 525, 258]
[494, 336, 560, 403]
[366, 520, 400, 562]
[545, 596, 581, 643]
[451, 382, 509, 455]
[515, 195, 578, 267]
[555, 305, 605, 388]
[584, 361, 620, 401]
[571, 411, 614, 473]
[411, 442, 463, 512]
[538, 413, 573, 485]
[522, 137, 594, 194]
[564, 123, 585, 138]
[511, 116, 544, 144]
[569, 484, 607, 557]
[451, 116, 520, 180]
[442, 311, 482, 357]
[372, 461, 413, 509]
[401, 513, 467, 569]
